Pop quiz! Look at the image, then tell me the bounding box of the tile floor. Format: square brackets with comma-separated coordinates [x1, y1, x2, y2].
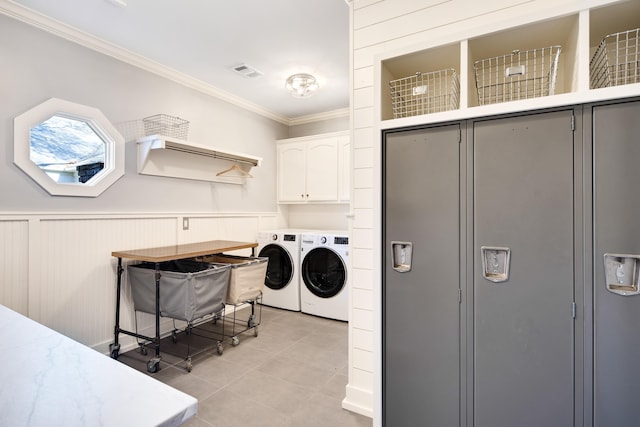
[119, 305, 372, 427]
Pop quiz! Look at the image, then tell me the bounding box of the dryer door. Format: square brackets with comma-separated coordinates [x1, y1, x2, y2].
[302, 247, 346, 298]
[259, 244, 294, 290]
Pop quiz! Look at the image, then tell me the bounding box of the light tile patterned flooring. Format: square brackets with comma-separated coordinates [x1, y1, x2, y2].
[119, 305, 372, 427]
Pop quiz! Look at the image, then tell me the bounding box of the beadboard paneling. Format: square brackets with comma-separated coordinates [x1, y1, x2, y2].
[35, 217, 177, 347]
[0, 220, 29, 315]
[0, 213, 276, 355]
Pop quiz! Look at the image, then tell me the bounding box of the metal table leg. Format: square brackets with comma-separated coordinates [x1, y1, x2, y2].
[146, 262, 162, 373]
[109, 257, 123, 359]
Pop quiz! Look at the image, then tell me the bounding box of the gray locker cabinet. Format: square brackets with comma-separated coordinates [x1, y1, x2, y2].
[473, 111, 576, 427]
[383, 124, 463, 427]
[593, 100, 640, 427]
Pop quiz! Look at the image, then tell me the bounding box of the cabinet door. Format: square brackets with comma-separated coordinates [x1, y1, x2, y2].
[277, 142, 306, 202]
[473, 110, 575, 427]
[384, 124, 461, 427]
[305, 137, 338, 201]
[338, 135, 351, 202]
[593, 100, 640, 427]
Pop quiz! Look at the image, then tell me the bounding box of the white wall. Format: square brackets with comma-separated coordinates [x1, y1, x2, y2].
[0, 14, 286, 213]
[345, 0, 624, 423]
[0, 14, 289, 351]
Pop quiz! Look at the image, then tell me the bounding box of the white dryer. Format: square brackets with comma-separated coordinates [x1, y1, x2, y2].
[300, 231, 349, 321]
[256, 229, 304, 311]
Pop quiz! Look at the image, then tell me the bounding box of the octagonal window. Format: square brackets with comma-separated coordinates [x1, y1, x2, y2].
[30, 115, 106, 184]
[14, 98, 124, 197]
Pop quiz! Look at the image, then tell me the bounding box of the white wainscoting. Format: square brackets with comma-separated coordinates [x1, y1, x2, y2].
[0, 212, 280, 355]
[0, 219, 29, 315]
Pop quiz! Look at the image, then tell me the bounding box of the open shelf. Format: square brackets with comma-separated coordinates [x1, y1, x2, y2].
[468, 14, 579, 107]
[378, 1, 640, 126]
[381, 43, 461, 120]
[137, 134, 262, 184]
[590, 1, 640, 89]
[590, 1, 640, 49]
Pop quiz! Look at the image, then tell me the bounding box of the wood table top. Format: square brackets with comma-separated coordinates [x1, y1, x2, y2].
[112, 240, 257, 262]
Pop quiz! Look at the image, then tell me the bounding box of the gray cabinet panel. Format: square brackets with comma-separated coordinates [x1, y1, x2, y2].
[383, 125, 461, 427]
[473, 111, 575, 427]
[593, 100, 640, 427]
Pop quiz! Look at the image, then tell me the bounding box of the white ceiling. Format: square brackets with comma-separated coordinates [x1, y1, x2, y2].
[8, 0, 350, 122]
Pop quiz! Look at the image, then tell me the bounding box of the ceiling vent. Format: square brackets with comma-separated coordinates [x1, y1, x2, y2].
[232, 64, 263, 79]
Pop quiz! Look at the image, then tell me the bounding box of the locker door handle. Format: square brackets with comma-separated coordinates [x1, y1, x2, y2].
[481, 246, 511, 282]
[391, 241, 413, 273]
[604, 253, 640, 296]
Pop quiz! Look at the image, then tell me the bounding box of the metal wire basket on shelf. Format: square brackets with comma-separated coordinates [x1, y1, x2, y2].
[474, 46, 562, 105]
[389, 68, 460, 118]
[142, 114, 190, 140]
[590, 28, 640, 89]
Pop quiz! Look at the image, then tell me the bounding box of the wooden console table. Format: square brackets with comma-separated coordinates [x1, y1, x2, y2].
[110, 240, 257, 373]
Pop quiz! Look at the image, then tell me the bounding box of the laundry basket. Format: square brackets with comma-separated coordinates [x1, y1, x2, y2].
[198, 254, 268, 304]
[474, 46, 562, 105]
[389, 68, 460, 118]
[128, 259, 231, 322]
[590, 28, 640, 89]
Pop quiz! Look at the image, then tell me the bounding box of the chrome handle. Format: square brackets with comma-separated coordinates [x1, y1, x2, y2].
[481, 246, 511, 283]
[391, 241, 413, 273]
[604, 253, 640, 296]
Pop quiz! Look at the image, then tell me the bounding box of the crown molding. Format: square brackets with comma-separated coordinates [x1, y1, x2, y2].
[288, 107, 350, 126]
[0, 0, 307, 125]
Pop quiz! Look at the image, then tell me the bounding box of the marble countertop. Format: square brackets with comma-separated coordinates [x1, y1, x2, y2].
[0, 305, 197, 426]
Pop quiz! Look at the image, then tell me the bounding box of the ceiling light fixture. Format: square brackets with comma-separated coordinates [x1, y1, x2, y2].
[285, 73, 319, 98]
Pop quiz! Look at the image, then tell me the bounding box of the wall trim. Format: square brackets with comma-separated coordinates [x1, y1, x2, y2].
[343, 385, 374, 418]
[0, 211, 280, 219]
[0, 1, 348, 126]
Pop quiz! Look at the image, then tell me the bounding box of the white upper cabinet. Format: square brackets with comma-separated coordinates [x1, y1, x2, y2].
[277, 131, 350, 204]
[338, 134, 351, 202]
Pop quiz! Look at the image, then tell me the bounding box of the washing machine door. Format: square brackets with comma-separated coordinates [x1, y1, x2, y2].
[302, 247, 346, 298]
[259, 244, 294, 290]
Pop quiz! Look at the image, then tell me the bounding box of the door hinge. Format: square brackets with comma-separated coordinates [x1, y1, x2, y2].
[572, 301, 576, 319]
[458, 289, 462, 303]
[571, 115, 575, 131]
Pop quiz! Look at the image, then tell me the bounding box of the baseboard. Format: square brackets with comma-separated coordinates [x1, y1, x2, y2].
[342, 384, 374, 418]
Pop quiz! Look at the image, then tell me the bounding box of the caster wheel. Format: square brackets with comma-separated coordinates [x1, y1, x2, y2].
[254, 326, 259, 337]
[147, 359, 160, 373]
[186, 358, 193, 372]
[140, 346, 148, 356]
[109, 343, 120, 359]
[217, 342, 224, 355]
[231, 336, 240, 346]
[247, 315, 256, 328]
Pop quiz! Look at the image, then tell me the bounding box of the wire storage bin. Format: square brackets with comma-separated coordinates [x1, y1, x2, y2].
[143, 114, 190, 140]
[590, 28, 640, 89]
[389, 69, 460, 118]
[474, 46, 562, 105]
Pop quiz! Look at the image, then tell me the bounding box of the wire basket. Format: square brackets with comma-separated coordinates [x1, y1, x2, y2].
[474, 46, 561, 105]
[389, 69, 460, 118]
[590, 28, 640, 89]
[142, 114, 189, 139]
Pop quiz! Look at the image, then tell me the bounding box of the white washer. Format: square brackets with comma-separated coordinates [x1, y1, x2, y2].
[300, 231, 349, 321]
[256, 229, 305, 311]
